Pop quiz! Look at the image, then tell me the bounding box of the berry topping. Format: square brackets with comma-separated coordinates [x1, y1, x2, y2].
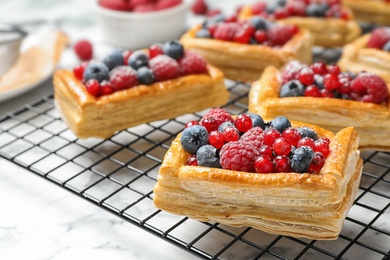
[280, 80, 305, 97]
[108, 66, 139, 91]
[234, 114, 253, 132]
[208, 131, 225, 149]
[85, 79, 100, 96]
[191, 0, 208, 15]
[246, 112, 266, 129]
[296, 126, 318, 140]
[266, 24, 297, 46]
[103, 49, 124, 70]
[366, 27, 390, 50]
[199, 108, 234, 133]
[73, 40, 93, 61]
[156, 0, 182, 10]
[196, 144, 221, 168]
[149, 55, 181, 82]
[83, 62, 110, 82]
[213, 22, 241, 42]
[240, 127, 264, 149]
[180, 125, 209, 154]
[128, 51, 149, 70]
[163, 40, 185, 60]
[309, 152, 326, 174]
[137, 66, 154, 85]
[270, 116, 291, 133]
[220, 141, 259, 172]
[290, 146, 315, 173]
[73, 62, 88, 81]
[178, 51, 208, 75]
[273, 155, 291, 172]
[186, 154, 198, 166]
[149, 44, 164, 59]
[254, 155, 274, 173]
[350, 73, 389, 103]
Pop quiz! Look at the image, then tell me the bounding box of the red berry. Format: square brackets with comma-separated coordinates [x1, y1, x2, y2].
[178, 51, 208, 75]
[213, 22, 241, 42]
[267, 25, 296, 46]
[254, 155, 274, 173]
[208, 131, 225, 149]
[149, 44, 164, 59]
[282, 127, 301, 146]
[323, 73, 341, 91]
[220, 141, 259, 172]
[282, 61, 306, 83]
[122, 50, 133, 65]
[99, 81, 114, 96]
[254, 30, 267, 43]
[225, 14, 238, 23]
[304, 85, 321, 97]
[222, 126, 240, 142]
[186, 154, 198, 166]
[73, 61, 88, 81]
[99, 0, 129, 11]
[149, 55, 181, 82]
[309, 152, 326, 174]
[367, 27, 390, 49]
[310, 62, 328, 75]
[240, 127, 264, 149]
[234, 114, 253, 132]
[328, 65, 341, 75]
[199, 108, 234, 133]
[251, 2, 266, 15]
[273, 155, 291, 172]
[258, 145, 274, 160]
[185, 120, 198, 128]
[274, 7, 289, 19]
[338, 75, 352, 94]
[234, 25, 253, 44]
[85, 79, 100, 96]
[297, 137, 315, 150]
[156, 0, 182, 10]
[73, 40, 93, 61]
[320, 88, 334, 98]
[314, 138, 330, 158]
[298, 67, 315, 85]
[350, 73, 389, 103]
[206, 9, 222, 18]
[263, 129, 281, 146]
[191, 0, 208, 14]
[273, 137, 292, 156]
[133, 3, 156, 12]
[108, 66, 139, 91]
[285, 1, 306, 16]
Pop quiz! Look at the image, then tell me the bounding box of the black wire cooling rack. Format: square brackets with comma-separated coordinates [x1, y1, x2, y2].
[1, 50, 390, 259]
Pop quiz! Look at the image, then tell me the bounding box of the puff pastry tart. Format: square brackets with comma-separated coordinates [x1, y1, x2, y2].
[338, 27, 390, 82]
[53, 40, 229, 139]
[180, 18, 313, 82]
[238, 0, 361, 47]
[342, 0, 390, 25]
[249, 61, 390, 150]
[153, 109, 362, 240]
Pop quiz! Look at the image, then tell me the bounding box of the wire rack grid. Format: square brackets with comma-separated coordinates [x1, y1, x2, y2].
[1, 52, 390, 260]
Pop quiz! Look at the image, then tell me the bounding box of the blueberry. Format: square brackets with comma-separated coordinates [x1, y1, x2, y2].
[246, 112, 265, 129]
[270, 116, 291, 133]
[128, 51, 149, 70]
[137, 66, 154, 85]
[296, 126, 318, 140]
[305, 3, 328, 17]
[383, 40, 390, 51]
[196, 145, 221, 168]
[218, 121, 235, 132]
[314, 74, 325, 90]
[290, 146, 315, 173]
[180, 125, 209, 154]
[249, 16, 267, 30]
[163, 40, 184, 60]
[280, 80, 305, 97]
[83, 62, 109, 82]
[102, 49, 123, 70]
[196, 29, 211, 38]
[266, 2, 279, 14]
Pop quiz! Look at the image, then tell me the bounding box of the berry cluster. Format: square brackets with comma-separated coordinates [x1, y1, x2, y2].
[99, 0, 182, 13]
[280, 61, 389, 104]
[196, 15, 299, 47]
[181, 108, 330, 174]
[247, 0, 349, 20]
[367, 27, 390, 52]
[72, 40, 208, 97]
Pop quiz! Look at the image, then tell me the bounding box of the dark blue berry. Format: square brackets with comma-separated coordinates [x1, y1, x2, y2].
[305, 3, 328, 17]
[137, 66, 154, 85]
[218, 121, 235, 132]
[83, 62, 109, 82]
[102, 49, 123, 70]
[246, 113, 265, 129]
[196, 145, 221, 168]
[196, 28, 211, 38]
[280, 80, 305, 97]
[270, 116, 291, 133]
[314, 74, 325, 90]
[128, 51, 149, 70]
[383, 40, 390, 51]
[163, 40, 184, 60]
[249, 16, 267, 30]
[296, 126, 318, 140]
[180, 125, 209, 154]
[290, 146, 315, 173]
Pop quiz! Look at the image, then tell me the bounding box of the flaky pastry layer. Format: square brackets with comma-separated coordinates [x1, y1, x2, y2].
[179, 25, 313, 82]
[248, 66, 390, 150]
[338, 33, 390, 83]
[153, 123, 362, 240]
[342, 0, 390, 25]
[53, 65, 228, 139]
[238, 5, 361, 47]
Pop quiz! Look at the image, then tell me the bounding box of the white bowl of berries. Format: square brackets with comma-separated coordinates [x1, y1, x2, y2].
[94, 0, 189, 49]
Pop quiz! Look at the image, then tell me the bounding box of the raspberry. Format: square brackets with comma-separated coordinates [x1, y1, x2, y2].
[191, 0, 208, 15]
[149, 55, 181, 82]
[220, 141, 259, 172]
[156, 0, 182, 10]
[367, 27, 390, 49]
[133, 3, 156, 12]
[240, 127, 264, 149]
[99, 0, 129, 11]
[73, 40, 93, 61]
[128, 0, 153, 10]
[267, 25, 297, 46]
[199, 108, 234, 133]
[213, 23, 241, 42]
[178, 51, 208, 75]
[350, 73, 389, 103]
[108, 66, 139, 91]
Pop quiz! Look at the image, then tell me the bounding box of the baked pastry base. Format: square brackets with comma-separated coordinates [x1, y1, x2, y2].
[180, 25, 313, 82]
[53, 65, 229, 139]
[249, 66, 390, 151]
[342, 0, 390, 25]
[153, 123, 362, 240]
[239, 6, 361, 47]
[338, 33, 390, 83]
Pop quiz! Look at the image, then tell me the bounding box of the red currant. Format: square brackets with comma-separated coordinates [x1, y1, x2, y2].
[273, 155, 291, 172]
[185, 120, 198, 128]
[274, 7, 289, 19]
[263, 129, 282, 146]
[310, 62, 328, 75]
[254, 30, 267, 43]
[309, 152, 326, 174]
[320, 88, 334, 98]
[304, 85, 321, 97]
[122, 50, 133, 65]
[282, 127, 301, 146]
[85, 79, 100, 96]
[298, 67, 315, 85]
[208, 131, 225, 149]
[328, 65, 341, 75]
[258, 145, 275, 160]
[314, 138, 330, 157]
[297, 137, 315, 150]
[273, 137, 292, 156]
[73, 62, 88, 81]
[186, 154, 198, 166]
[222, 126, 240, 142]
[254, 156, 274, 173]
[234, 114, 253, 132]
[149, 44, 164, 59]
[99, 81, 114, 96]
[324, 74, 341, 91]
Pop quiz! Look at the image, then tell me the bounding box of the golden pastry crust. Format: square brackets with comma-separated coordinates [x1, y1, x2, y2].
[342, 0, 390, 25]
[53, 65, 229, 139]
[248, 66, 390, 150]
[239, 5, 361, 47]
[179, 25, 313, 82]
[153, 123, 362, 240]
[338, 33, 390, 82]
